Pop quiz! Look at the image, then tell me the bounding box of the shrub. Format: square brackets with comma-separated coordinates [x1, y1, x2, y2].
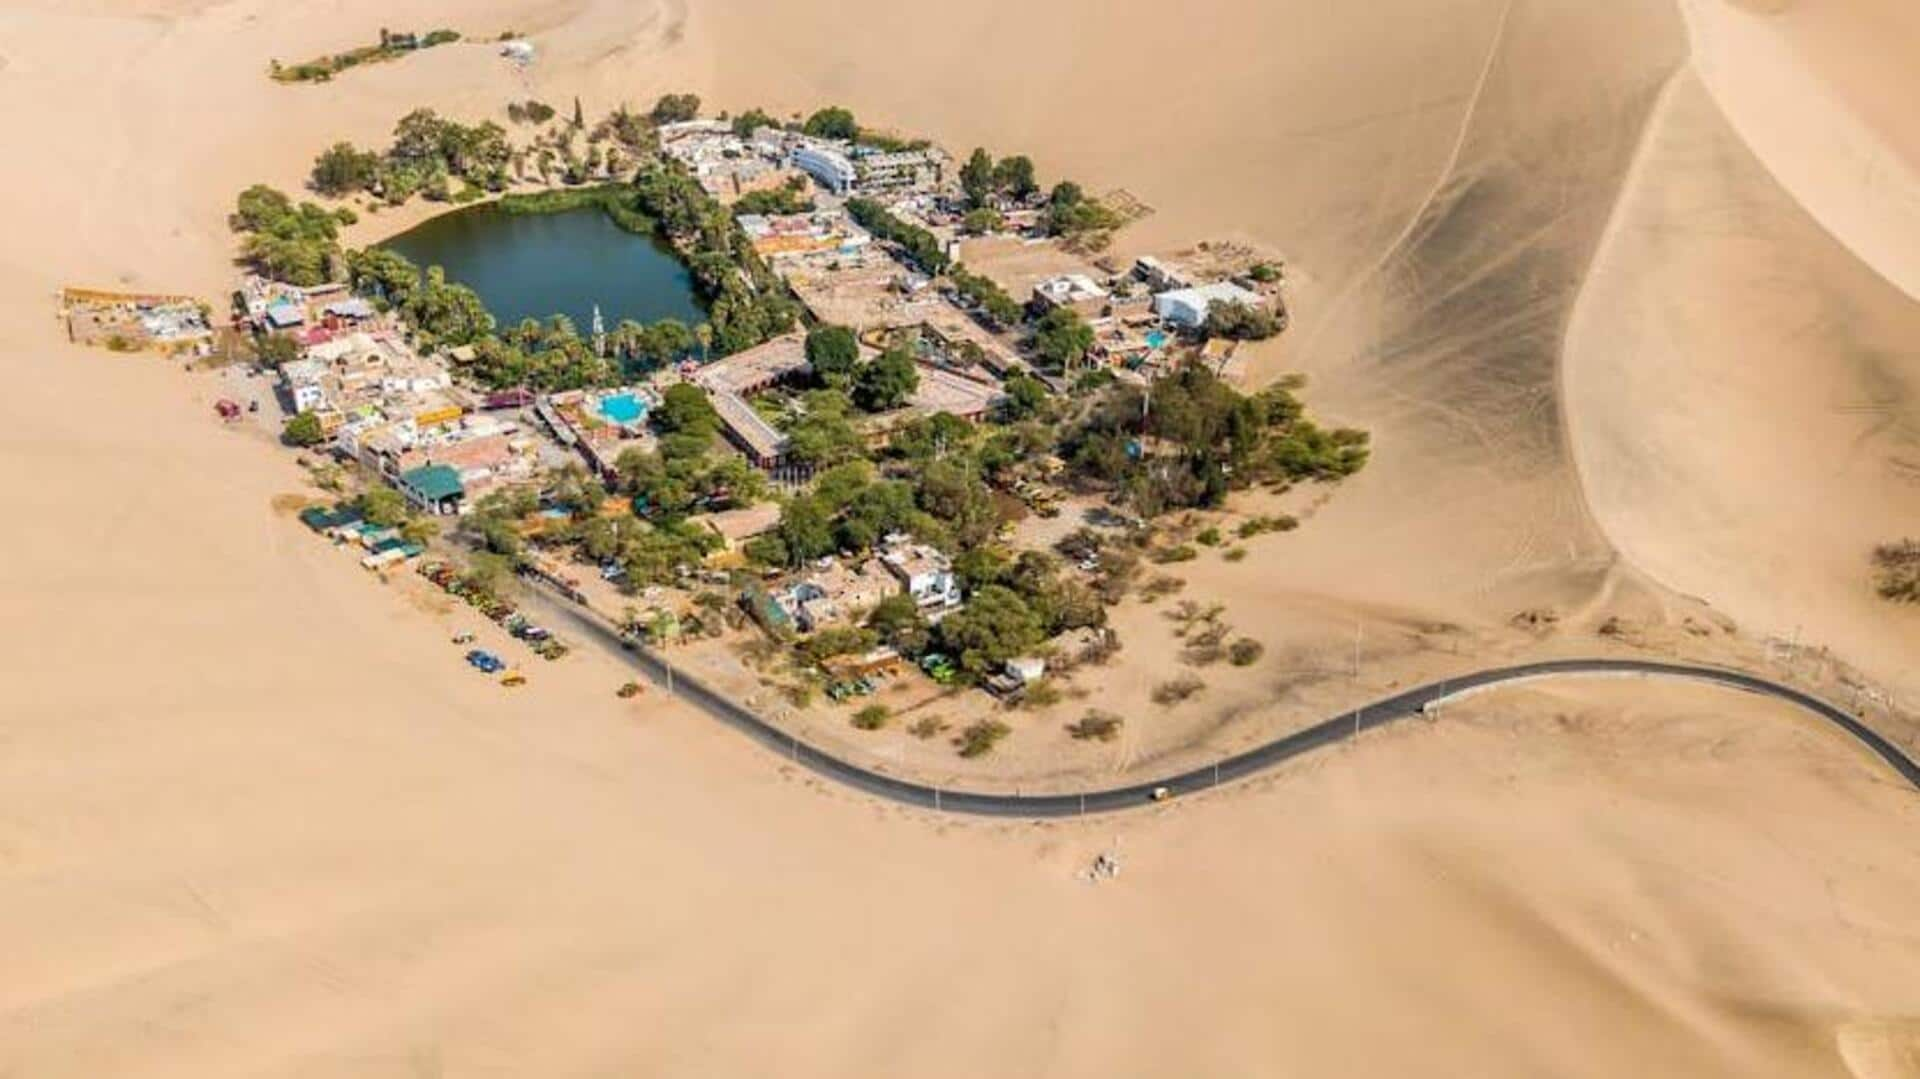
[1152, 676, 1206, 706]
[1195, 526, 1222, 547]
[1068, 710, 1123, 742]
[1224, 547, 1248, 562]
[1873, 540, 1920, 603]
[1138, 575, 1186, 602]
[852, 704, 890, 731]
[956, 719, 1011, 758]
[1019, 679, 1062, 709]
[1228, 638, 1265, 667]
[909, 715, 950, 740]
[1152, 545, 1197, 564]
[283, 410, 326, 447]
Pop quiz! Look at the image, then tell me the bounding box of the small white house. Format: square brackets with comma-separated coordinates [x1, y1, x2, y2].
[1152, 281, 1265, 329]
[879, 537, 960, 613]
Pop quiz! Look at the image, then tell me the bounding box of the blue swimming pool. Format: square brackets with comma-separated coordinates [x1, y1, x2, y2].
[599, 392, 645, 425]
[1145, 330, 1169, 350]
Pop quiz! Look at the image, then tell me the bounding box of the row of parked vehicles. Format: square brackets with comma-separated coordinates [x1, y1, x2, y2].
[418, 560, 570, 661]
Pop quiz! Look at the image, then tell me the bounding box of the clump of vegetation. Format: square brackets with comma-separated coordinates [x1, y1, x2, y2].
[282, 411, 325, 447]
[732, 176, 816, 216]
[1203, 299, 1285, 341]
[1152, 675, 1207, 706]
[1044, 181, 1123, 247]
[1061, 365, 1367, 518]
[852, 704, 891, 731]
[947, 264, 1022, 328]
[271, 27, 461, 84]
[1138, 575, 1186, 603]
[505, 99, 558, 125]
[1195, 526, 1223, 547]
[650, 93, 702, 125]
[846, 197, 949, 274]
[1067, 710, 1124, 742]
[802, 105, 860, 140]
[1019, 679, 1063, 710]
[909, 715, 950, 740]
[956, 719, 1012, 758]
[310, 109, 514, 202]
[1224, 547, 1248, 562]
[1228, 638, 1265, 667]
[1237, 515, 1298, 539]
[230, 185, 343, 286]
[1872, 540, 1920, 602]
[1152, 545, 1198, 564]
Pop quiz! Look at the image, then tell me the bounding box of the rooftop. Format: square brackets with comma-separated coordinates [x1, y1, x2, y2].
[693, 333, 811, 395]
[399, 464, 463, 502]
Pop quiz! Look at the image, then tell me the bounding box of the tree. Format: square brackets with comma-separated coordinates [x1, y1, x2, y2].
[866, 593, 931, 655]
[345, 246, 420, 308]
[1048, 180, 1084, 208]
[653, 382, 719, 438]
[960, 148, 995, 207]
[937, 584, 1044, 674]
[961, 207, 1002, 236]
[890, 411, 972, 461]
[572, 95, 586, 127]
[1202, 299, 1283, 341]
[255, 332, 301, 367]
[854, 347, 920, 412]
[1032, 307, 1095, 372]
[311, 142, 381, 196]
[775, 495, 836, 565]
[650, 92, 701, 124]
[282, 411, 325, 446]
[804, 324, 860, 388]
[405, 266, 495, 346]
[400, 516, 440, 546]
[802, 106, 858, 140]
[1002, 374, 1050, 420]
[992, 155, 1037, 199]
[356, 486, 410, 528]
[731, 107, 776, 137]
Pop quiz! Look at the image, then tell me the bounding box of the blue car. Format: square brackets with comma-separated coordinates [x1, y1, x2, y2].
[465, 649, 504, 673]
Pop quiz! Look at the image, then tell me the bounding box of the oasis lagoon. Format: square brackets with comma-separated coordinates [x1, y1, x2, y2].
[380, 203, 704, 333]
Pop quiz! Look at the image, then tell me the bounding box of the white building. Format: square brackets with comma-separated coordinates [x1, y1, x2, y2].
[792, 143, 857, 195]
[879, 537, 961, 613]
[1152, 281, 1265, 328]
[1032, 273, 1110, 317]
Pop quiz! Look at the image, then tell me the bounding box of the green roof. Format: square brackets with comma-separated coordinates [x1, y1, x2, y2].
[399, 464, 464, 502]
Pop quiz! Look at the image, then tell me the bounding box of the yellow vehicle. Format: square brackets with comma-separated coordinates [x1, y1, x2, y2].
[500, 670, 527, 688]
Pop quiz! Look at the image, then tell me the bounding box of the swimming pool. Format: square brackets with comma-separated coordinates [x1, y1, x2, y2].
[599, 392, 646, 425]
[1145, 330, 1169, 350]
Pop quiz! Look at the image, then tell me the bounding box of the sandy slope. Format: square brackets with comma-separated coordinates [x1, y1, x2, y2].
[2, 0, 1920, 1073]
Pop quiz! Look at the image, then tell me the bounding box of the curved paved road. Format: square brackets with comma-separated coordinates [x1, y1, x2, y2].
[524, 583, 1920, 817]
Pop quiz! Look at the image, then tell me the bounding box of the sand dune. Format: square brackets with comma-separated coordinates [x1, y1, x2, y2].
[2, 0, 1919, 1073]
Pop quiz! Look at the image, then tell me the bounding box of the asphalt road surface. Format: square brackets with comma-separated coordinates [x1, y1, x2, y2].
[522, 581, 1920, 817]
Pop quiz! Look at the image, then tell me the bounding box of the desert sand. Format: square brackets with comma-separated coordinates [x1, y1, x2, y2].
[2, 0, 1919, 1074]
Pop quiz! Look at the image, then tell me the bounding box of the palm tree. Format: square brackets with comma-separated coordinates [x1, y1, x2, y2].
[694, 322, 713, 365]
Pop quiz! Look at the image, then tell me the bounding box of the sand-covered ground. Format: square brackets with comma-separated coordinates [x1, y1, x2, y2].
[3, 0, 1919, 1073]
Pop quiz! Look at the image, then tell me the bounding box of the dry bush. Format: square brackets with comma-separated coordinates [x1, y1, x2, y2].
[852, 704, 890, 730]
[909, 715, 950, 740]
[1138, 575, 1186, 603]
[957, 719, 1012, 758]
[1152, 675, 1207, 705]
[1874, 540, 1920, 602]
[1228, 638, 1265, 667]
[1068, 710, 1124, 742]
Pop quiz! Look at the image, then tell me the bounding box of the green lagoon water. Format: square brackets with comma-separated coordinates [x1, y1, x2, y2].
[381, 203, 703, 332]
